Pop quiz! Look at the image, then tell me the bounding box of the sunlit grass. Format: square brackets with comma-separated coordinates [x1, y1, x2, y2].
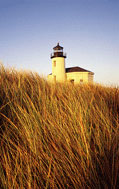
[0, 65, 119, 188]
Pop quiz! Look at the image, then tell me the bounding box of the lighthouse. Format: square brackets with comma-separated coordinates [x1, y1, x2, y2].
[48, 43, 94, 84]
[50, 43, 66, 82]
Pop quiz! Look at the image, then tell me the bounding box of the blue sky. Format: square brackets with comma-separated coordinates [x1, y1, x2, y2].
[0, 0, 119, 85]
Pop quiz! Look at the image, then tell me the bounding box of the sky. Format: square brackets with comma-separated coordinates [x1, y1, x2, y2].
[0, 0, 119, 85]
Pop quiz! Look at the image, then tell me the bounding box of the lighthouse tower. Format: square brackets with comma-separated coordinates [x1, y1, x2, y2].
[51, 43, 66, 82]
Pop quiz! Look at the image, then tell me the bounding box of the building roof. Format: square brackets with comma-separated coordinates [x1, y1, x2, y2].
[66, 66, 94, 74]
[48, 66, 94, 75]
[53, 43, 63, 50]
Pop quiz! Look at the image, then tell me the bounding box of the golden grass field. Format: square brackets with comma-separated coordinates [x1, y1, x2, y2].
[0, 65, 119, 188]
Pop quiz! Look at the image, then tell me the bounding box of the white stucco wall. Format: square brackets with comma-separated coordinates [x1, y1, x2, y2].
[52, 57, 66, 82]
[88, 73, 94, 82]
[66, 72, 90, 84]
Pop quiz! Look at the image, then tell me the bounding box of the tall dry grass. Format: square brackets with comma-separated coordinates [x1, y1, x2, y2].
[0, 65, 119, 188]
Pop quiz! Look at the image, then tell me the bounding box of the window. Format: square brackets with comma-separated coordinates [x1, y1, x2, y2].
[54, 61, 56, 67]
[80, 79, 83, 84]
[70, 79, 74, 84]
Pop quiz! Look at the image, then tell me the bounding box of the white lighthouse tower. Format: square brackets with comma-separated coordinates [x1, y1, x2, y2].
[50, 43, 66, 82]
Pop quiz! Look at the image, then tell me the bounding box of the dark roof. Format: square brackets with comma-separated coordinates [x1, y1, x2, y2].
[66, 67, 94, 74]
[53, 43, 63, 50]
[48, 66, 94, 75]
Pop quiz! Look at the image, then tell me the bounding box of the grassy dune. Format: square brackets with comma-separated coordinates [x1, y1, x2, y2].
[0, 65, 119, 188]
